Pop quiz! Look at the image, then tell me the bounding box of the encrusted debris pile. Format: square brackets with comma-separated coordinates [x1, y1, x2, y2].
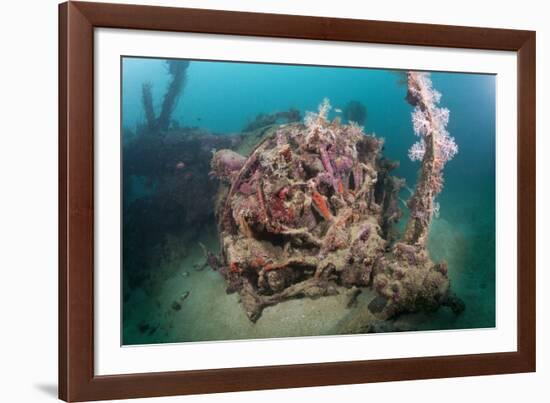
[209, 73, 464, 324]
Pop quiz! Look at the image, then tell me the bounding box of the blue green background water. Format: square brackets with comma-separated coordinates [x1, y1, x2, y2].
[122, 57, 495, 344]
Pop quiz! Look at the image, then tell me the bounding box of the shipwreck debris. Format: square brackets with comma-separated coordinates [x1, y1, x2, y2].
[208, 74, 463, 326]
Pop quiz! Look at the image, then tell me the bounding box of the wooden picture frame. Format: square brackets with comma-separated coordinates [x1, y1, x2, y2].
[59, 1, 536, 401]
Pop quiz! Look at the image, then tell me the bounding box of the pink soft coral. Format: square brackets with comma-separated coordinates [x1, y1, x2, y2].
[408, 140, 426, 161]
[407, 72, 458, 167]
[402, 72, 458, 245]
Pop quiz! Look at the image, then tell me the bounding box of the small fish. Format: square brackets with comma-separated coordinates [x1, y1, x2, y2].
[334, 108, 342, 113]
[176, 161, 186, 169]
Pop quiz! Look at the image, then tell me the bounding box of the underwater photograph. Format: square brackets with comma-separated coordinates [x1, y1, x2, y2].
[121, 56, 496, 345]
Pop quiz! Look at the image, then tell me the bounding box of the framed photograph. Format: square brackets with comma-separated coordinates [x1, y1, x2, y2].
[59, 1, 536, 401]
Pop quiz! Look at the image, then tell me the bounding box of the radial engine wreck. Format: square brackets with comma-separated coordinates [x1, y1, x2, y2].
[209, 72, 465, 323]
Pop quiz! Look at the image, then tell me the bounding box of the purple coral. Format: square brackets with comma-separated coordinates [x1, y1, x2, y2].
[210, 149, 246, 182]
[333, 156, 354, 175]
[319, 145, 335, 177]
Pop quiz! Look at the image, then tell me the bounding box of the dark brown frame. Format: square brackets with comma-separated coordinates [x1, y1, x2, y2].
[59, 1, 536, 401]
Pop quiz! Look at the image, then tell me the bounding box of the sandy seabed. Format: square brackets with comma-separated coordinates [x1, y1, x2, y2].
[123, 188, 495, 345]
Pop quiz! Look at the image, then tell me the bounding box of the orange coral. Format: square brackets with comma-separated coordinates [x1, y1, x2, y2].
[311, 191, 333, 221]
[337, 180, 344, 194]
[230, 261, 240, 273]
[249, 256, 266, 270]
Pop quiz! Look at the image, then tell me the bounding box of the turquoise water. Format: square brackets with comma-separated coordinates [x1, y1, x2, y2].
[121, 57, 495, 344]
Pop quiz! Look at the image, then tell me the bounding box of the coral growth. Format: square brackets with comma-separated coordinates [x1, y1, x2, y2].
[370, 72, 463, 318]
[210, 149, 246, 182]
[210, 93, 464, 323]
[403, 72, 458, 246]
